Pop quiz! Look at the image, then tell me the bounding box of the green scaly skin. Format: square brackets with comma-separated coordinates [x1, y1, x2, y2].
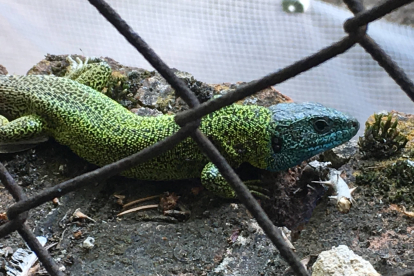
[0, 58, 360, 198]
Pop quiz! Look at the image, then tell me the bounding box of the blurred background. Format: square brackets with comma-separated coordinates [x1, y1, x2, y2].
[0, 0, 413, 135]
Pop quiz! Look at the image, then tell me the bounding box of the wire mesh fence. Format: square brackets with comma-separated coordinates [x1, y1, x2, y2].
[1, 0, 414, 275]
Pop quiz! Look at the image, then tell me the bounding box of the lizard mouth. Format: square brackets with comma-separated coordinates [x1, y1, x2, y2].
[304, 122, 359, 154]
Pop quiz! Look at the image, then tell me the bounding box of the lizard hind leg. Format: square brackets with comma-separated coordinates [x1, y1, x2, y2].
[65, 56, 112, 92]
[0, 115, 9, 127]
[0, 115, 48, 153]
[201, 162, 269, 199]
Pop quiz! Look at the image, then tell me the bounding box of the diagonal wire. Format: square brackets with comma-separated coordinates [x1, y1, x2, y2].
[191, 129, 308, 274]
[18, 225, 64, 276]
[344, 0, 414, 31]
[86, 0, 199, 109]
[6, 121, 199, 219]
[0, 163, 63, 275]
[342, 0, 414, 102]
[87, 0, 309, 275]
[0, 162, 29, 237]
[174, 32, 363, 126]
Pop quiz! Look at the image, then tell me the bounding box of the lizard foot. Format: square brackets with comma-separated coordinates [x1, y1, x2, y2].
[0, 115, 9, 126]
[66, 56, 104, 74]
[0, 115, 48, 153]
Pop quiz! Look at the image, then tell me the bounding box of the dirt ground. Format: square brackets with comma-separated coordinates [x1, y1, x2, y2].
[1, 128, 413, 276]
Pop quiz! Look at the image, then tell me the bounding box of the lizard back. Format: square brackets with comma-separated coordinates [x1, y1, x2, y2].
[0, 74, 273, 180]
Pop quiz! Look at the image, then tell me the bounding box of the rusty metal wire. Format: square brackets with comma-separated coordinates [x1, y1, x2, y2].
[0, 0, 413, 275]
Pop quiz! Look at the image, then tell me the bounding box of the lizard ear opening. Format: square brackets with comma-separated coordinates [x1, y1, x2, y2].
[271, 136, 283, 153]
[313, 117, 332, 134]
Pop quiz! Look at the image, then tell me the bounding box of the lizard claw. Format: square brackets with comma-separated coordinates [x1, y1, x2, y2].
[244, 180, 270, 199]
[66, 56, 84, 72]
[249, 190, 270, 200]
[66, 56, 103, 76]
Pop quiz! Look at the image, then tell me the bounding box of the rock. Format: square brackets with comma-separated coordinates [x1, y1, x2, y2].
[130, 107, 163, 117]
[320, 140, 359, 168]
[82, 237, 95, 249]
[312, 245, 380, 276]
[0, 64, 7, 75]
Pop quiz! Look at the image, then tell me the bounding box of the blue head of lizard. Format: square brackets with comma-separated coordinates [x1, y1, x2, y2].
[265, 102, 359, 172]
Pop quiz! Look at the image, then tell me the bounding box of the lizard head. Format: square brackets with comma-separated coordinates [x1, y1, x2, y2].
[266, 102, 359, 172]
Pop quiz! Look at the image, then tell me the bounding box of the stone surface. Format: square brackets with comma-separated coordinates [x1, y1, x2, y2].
[312, 245, 380, 276]
[0, 64, 7, 75]
[320, 140, 359, 168]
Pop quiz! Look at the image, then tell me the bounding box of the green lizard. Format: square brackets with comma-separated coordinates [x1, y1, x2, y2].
[0, 57, 359, 198]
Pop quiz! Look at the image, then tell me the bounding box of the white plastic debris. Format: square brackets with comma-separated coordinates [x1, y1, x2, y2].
[406, 159, 414, 167]
[320, 169, 356, 214]
[309, 161, 356, 214]
[82, 237, 95, 249]
[6, 236, 47, 276]
[312, 245, 380, 276]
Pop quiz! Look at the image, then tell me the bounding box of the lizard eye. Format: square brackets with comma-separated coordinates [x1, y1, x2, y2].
[271, 137, 282, 153]
[313, 118, 331, 134]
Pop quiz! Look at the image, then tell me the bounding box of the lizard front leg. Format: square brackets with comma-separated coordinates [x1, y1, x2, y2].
[201, 162, 268, 198]
[0, 115, 48, 153]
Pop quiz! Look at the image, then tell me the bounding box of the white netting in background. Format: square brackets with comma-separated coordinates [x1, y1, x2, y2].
[1, 0, 413, 134]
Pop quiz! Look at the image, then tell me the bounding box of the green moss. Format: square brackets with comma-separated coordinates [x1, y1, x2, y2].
[105, 72, 136, 108]
[358, 113, 408, 159]
[356, 160, 414, 208]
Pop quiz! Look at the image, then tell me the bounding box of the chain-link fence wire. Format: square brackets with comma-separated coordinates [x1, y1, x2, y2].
[2, 0, 414, 138]
[1, 0, 414, 275]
